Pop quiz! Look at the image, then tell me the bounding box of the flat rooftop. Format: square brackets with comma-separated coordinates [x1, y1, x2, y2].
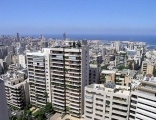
[101, 69, 118, 74]
[86, 83, 130, 96]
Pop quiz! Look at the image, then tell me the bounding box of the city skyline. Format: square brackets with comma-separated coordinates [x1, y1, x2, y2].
[1, 0, 156, 35]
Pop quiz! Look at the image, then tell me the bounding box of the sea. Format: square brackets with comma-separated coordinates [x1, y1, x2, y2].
[22, 34, 156, 50]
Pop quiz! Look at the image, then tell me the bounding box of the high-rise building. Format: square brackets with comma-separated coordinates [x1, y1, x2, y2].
[63, 32, 66, 40]
[27, 40, 89, 117]
[0, 79, 9, 120]
[16, 33, 20, 41]
[84, 83, 130, 120]
[49, 41, 89, 117]
[27, 52, 49, 107]
[129, 80, 156, 120]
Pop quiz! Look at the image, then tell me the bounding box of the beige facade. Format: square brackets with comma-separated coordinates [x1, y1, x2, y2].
[3, 72, 29, 109]
[42, 41, 89, 118]
[49, 44, 89, 118]
[100, 70, 117, 83]
[84, 84, 130, 120]
[141, 61, 154, 74]
[115, 69, 136, 87]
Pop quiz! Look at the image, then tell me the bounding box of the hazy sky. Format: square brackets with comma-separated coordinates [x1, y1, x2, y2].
[0, 0, 156, 35]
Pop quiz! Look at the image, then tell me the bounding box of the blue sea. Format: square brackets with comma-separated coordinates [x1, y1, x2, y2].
[22, 34, 156, 49]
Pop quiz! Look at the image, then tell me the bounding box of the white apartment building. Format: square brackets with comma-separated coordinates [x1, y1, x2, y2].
[48, 40, 89, 117]
[27, 52, 49, 107]
[129, 80, 156, 120]
[27, 40, 89, 117]
[2, 71, 29, 109]
[18, 54, 26, 68]
[84, 83, 130, 120]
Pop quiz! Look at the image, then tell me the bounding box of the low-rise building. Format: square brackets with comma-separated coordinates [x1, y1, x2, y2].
[84, 82, 130, 120]
[129, 78, 156, 120]
[100, 69, 117, 83]
[141, 61, 154, 74]
[115, 69, 137, 86]
[2, 71, 29, 109]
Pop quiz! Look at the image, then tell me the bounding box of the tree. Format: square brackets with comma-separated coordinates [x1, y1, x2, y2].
[128, 62, 133, 70]
[44, 102, 53, 113]
[117, 65, 126, 70]
[101, 66, 108, 70]
[153, 69, 156, 77]
[100, 74, 106, 84]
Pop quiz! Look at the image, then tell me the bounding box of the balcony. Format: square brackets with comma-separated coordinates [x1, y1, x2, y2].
[35, 68, 45, 71]
[35, 81, 46, 86]
[113, 97, 127, 104]
[35, 75, 45, 78]
[51, 55, 63, 60]
[52, 72, 64, 76]
[112, 104, 128, 111]
[111, 115, 127, 120]
[69, 74, 81, 78]
[112, 109, 127, 116]
[53, 95, 65, 100]
[52, 64, 64, 68]
[85, 107, 93, 113]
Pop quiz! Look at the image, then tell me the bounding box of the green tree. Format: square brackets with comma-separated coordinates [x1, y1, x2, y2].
[101, 66, 108, 70]
[100, 74, 106, 84]
[44, 102, 53, 113]
[117, 65, 126, 70]
[128, 62, 133, 70]
[153, 69, 156, 77]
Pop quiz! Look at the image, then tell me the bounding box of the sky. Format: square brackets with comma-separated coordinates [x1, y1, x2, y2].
[0, 0, 156, 35]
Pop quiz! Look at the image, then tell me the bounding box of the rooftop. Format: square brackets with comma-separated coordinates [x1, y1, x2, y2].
[101, 69, 118, 74]
[86, 83, 130, 96]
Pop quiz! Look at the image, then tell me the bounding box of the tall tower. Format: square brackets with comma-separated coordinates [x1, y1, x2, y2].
[27, 52, 48, 107]
[50, 41, 89, 118]
[63, 32, 66, 40]
[16, 33, 20, 41]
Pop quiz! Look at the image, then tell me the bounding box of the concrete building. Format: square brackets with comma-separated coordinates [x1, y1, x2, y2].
[115, 51, 127, 67]
[27, 52, 48, 107]
[16, 33, 20, 41]
[49, 41, 89, 118]
[2, 71, 29, 109]
[91, 55, 102, 64]
[89, 64, 100, 84]
[8, 64, 22, 71]
[115, 69, 137, 86]
[0, 79, 9, 120]
[18, 54, 26, 68]
[100, 69, 117, 83]
[0, 45, 8, 59]
[141, 61, 154, 74]
[111, 41, 120, 52]
[129, 79, 156, 120]
[84, 83, 130, 120]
